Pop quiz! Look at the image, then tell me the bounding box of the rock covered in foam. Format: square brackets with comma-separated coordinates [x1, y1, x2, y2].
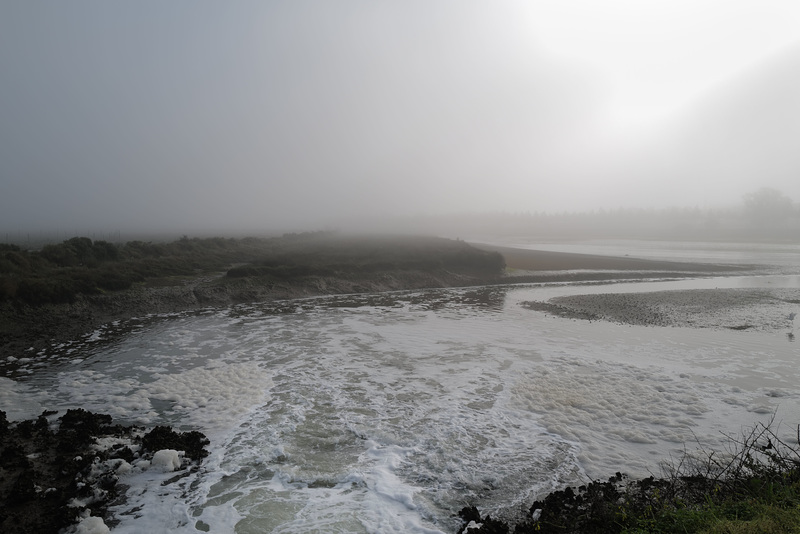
[68, 513, 110, 534]
[151, 449, 184, 472]
[141, 425, 210, 461]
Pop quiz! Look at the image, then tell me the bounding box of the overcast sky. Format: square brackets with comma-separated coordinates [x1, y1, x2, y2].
[2, 1, 799, 234]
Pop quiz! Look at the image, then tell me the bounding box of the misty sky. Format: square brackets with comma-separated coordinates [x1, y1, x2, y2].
[2, 1, 799, 234]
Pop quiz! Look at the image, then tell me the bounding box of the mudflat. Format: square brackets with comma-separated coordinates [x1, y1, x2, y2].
[475, 244, 799, 334]
[524, 288, 800, 333]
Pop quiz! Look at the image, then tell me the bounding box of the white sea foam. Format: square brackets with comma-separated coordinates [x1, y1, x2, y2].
[0, 376, 46, 421]
[511, 359, 708, 476]
[151, 449, 184, 472]
[147, 361, 272, 431]
[66, 513, 110, 534]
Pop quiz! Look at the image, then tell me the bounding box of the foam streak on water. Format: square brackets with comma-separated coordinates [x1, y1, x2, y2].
[3, 280, 800, 533]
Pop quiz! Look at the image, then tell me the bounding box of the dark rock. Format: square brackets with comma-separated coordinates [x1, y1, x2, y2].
[9, 474, 37, 504]
[59, 408, 113, 435]
[0, 410, 9, 436]
[456, 506, 511, 533]
[141, 426, 210, 461]
[459, 505, 482, 524]
[109, 444, 136, 463]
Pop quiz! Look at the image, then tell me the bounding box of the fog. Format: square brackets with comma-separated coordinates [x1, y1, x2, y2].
[2, 1, 799, 235]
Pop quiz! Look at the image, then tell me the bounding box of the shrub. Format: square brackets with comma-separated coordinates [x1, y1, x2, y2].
[94, 270, 133, 291]
[122, 240, 166, 259]
[92, 240, 119, 262]
[40, 243, 79, 267]
[0, 277, 17, 301]
[1, 251, 32, 273]
[64, 237, 94, 264]
[226, 265, 270, 278]
[15, 277, 77, 305]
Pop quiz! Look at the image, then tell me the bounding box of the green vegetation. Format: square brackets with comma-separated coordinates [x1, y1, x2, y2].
[0, 232, 505, 306]
[0, 235, 243, 305]
[460, 418, 800, 533]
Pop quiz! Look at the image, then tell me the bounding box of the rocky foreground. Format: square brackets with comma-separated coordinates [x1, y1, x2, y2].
[0, 408, 209, 534]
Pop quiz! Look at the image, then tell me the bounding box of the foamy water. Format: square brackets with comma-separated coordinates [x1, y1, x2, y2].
[3, 274, 800, 532]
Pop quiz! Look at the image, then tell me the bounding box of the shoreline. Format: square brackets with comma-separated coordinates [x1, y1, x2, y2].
[0, 245, 753, 363]
[0, 268, 498, 363]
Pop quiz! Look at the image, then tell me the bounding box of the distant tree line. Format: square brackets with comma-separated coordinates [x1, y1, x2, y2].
[411, 188, 800, 242]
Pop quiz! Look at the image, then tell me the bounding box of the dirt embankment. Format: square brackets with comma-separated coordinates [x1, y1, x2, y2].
[0, 269, 494, 359]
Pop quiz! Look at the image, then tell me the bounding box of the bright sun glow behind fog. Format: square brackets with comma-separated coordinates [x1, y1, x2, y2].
[1, 0, 800, 231]
[524, 0, 800, 131]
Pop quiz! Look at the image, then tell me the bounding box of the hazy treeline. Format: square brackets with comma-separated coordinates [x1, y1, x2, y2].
[0, 232, 504, 306]
[3, 190, 796, 248]
[411, 188, 800, 243]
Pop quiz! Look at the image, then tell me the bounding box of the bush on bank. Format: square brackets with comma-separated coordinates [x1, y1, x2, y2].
[459, 419, 800, 534]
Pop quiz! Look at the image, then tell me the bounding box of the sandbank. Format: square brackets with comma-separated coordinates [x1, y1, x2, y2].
[475, 244, 799, 333]
[473, 243, 747, 273]
[524, 288, 800, 333]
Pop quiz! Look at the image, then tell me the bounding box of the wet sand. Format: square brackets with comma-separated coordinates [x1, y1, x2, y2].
[524, 288, 800, 333]
[476, 244, 799, 333]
